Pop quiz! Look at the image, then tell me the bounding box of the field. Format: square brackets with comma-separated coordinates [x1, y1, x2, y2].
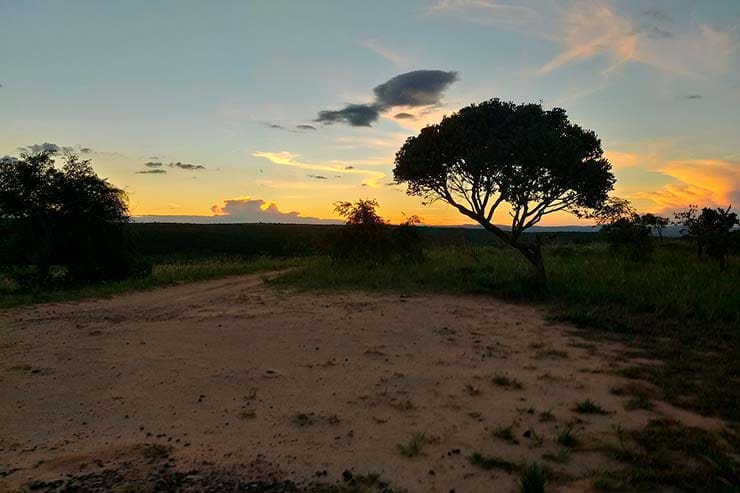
[1, 223, 739, 492]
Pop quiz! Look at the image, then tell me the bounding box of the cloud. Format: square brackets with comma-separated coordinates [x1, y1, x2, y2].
[79, 147, 93, 154]
[394, 112, 415, 120]
[315, 70, 459, 127]
[634, 159, 740, 212]
[361, 39, 410, 67]
[144, 161, 163, 168]
[18, 142, 64, 154]
[296, 124, 317, 131]
[136, 169, 167, 175]
[307, 174, 328, 180]
[169, 162, 206, 170]
[535, 2, 738, 77]
[209, 197, 341, 224]
[605, 150, 639, 168]
[316, 103, 381, 127]
[686, 94, 702, 100]
[431, 0, 538, 25]
[251, 151, 385, 187]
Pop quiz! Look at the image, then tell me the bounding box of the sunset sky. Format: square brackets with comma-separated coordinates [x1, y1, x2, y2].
[2, 0, 739, 225]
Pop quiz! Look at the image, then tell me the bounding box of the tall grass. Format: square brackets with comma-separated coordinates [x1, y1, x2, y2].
[273, 242, 739, 324]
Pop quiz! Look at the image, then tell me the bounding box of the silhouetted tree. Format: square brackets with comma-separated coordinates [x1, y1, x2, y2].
[0, 150, 132, 281]
[393, 99, 614, 286]
[640, 213, 669, 240]
[589, 197, 652, 260]
[674, 205, 739, 271]
[331, 199, 423, 264]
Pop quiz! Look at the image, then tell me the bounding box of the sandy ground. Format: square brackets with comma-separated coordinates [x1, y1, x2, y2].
[0, 272, 720, 492]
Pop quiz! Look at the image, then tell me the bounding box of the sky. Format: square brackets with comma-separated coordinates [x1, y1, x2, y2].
[2, 0, 739, 226]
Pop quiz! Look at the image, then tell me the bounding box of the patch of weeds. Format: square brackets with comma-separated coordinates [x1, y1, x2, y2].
[492, 373, 523, 390]
[555, 424, 578, 448]
[575, 398, 608, 414]
[535, 349, 568, 359]
[329, 470, 405, 493]
[468, 452, 519, 473]
[397, 433, 427, 457]
[237, 409, 256, 420]
[493, 424, 515, 441]
[538, 410, 555, 422]
[519, 461, 546, 493]
[542, 448, 570, 464]
[464, 383, 482, 396]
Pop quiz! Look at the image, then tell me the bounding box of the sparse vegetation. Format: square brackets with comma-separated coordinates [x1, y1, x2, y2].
[493, 424, 516, 441]
[469, 452, 519, 473]
[519, 461, 547, 493]
[575, 399, 608, 415]
[397, 433, 427, 458]
[555, 424, 578, 448]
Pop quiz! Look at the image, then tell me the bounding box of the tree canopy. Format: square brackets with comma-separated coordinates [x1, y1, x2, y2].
[393, 98, 615, 284]
[0, 150, 131, 280]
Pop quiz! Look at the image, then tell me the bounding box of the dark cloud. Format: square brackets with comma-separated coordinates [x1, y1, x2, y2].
[19, 142, 62, 154]
[307, 174, 328, 180]
[79, 147, 93, 154]
[394, 112, 415, 120]
[296, 124, 317, 131]
[149, 156, 159, 160]
[204, 198, 342, 224]
[686, 94, 702, 100]
[144, 161, 163, 168]
[344, 165, 355, 170]
[316, 103, 381, 127]
[373, 70, 459, 108]
[136, 169, 167, 175]
[315, 70, 459, 127]
[169, 162, 206, 170]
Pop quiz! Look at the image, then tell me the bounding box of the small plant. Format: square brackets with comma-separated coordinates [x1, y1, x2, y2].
[555, 424, 578, 448]
[575, 398, 608, 414]
[493, 373, 523, 390]
[397, 432, 426, 457]
[493, 424, 515, 441]
[294, 412, 314, 426]
[519, 461, 546, 493]
[237, 409, 256, 420]
[469, 452, 518, 472]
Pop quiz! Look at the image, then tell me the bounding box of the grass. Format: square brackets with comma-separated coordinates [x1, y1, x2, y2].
[468, 452, 519, 473]
[555, 424, 578, 448]
[397, 433, 427, 457]
[575, 399, 609, 415]
[493, 424, 516, 441]
[519, 462, 547, 493]
[0, 256, 300, 309]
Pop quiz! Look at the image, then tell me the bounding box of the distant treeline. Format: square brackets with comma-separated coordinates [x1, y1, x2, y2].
[125, 222, 600, 259]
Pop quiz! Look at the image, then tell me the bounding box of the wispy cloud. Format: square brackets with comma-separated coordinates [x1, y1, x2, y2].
[430, 0, 538, 25]
[361, 40, 411, 68]
[251, 151, 386, 187]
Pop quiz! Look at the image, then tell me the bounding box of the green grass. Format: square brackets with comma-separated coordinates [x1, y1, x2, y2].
[0, 256, 300, 309]
[397, 433, 427, 457]
[519, 462, 547, 493]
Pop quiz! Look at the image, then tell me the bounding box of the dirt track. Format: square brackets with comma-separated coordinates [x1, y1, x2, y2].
[0, 272, 719, 492]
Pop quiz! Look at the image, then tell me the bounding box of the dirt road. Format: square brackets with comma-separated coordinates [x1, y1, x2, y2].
[0, 273, 715, 492]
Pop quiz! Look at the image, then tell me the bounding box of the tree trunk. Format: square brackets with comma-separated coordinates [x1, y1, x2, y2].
[515, 242, 547, 289]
